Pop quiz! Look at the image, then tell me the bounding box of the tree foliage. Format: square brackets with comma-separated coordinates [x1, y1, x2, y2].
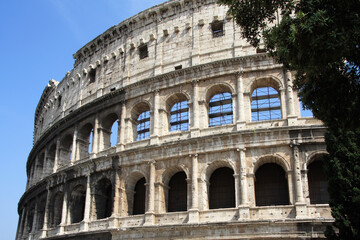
[218, 0, 360, 238]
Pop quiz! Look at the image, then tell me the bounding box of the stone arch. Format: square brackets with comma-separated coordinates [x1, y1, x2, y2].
[130, 102, 151, 141]
[49, 191, 64, 228]
[162, 165, 189, 187]
[59, 133, 73, 167]
[164, 93, 190, 132]
[306, 152, 329, 204]
[306, 151, 328, 168]
[100, 112, 119, 149]
[94, 177, 113, 219]
[205, 162, 236, 209]
[204, 160, 236, 182]
[251, 154, 290, 175]
[204, 83, 235, 103]
[126, 171, 147, 215]
[77, 122, 94, 159]
[69, 184, 86, 224]
[245, 76, 284, 94]
[254, 161, 290, 206]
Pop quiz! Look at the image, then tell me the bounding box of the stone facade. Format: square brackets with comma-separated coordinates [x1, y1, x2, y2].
[16, 0, 333, 239]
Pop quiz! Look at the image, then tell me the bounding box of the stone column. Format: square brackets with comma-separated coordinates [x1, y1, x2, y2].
[144, 160, 155, 225]
[41, 187, 51, 238]
[279, 88, 287, 119]
[59, 189, 68, 234]
[16, 208, 25, 240]
[191, 80, 200, 137]
[291, 142, 307, 218]
[92, 114, 100, 153]
[111, 158, 121, 228]
[33, 155, 39, 183]
[188, 154, 199, 223]
[118, 103, 126, 149]
[71, 125, 78, 164]
[81, 173, 92, 231]
[150, 90, 159, 144]
[285, 70, 297, 125]
[42, 149, 48, 177]
[234, 174, 240, 207]
[236, 72, 246, 129]
[53, 138, 61, 172]
[237, 148, 249, 219]
[30, 202, 38, 235]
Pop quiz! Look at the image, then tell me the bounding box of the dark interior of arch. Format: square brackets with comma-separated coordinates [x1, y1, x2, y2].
[255, 163, 289, 206]
[133, 177, 146, 215]
[168, 171, 187, 212]
[209, 167, 235, 209]
[95, 178, 113, 219]
[70, 185, 86, 224]
[36, 197, 47, 231]
[308, 160, 329, 204]
[50, 192, 64, 227]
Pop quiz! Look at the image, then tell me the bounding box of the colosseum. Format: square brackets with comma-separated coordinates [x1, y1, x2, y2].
[16, 0, 333, 239]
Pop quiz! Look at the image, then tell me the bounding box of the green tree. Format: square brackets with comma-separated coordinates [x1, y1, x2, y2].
[217, 0, 360, 238]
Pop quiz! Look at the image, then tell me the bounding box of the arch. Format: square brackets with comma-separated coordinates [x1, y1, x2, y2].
[205, 160, 236, 182]
[26, 204, 35, 233]
[133, 177, 146, 215]
[205, 84, 234, 127]
[59, 134, 73, 167]
[69, 184, 86, 224]
[36, 196, 47, 231]
[255, 163, 290, 206]
[78, 122, 94, 158]
[306, 151, 328, 167]
[307, 154, 329, 204]
[205, 83, 235, 103]
[49, 191, 63, 228]
[168, 171, 187, 212]
[162, 165, 189, 187]
[252, 154, 290, 175]
[131, 102, 151, 141]
[94, 178, 113, 219]
[101, 113, 119, 149]
[47, 143, 56, 172]
[165, 93, 189, 132]
[126, 171, 147, 215]
[245, 76, 284, 94]
[209, 167, 235, 209]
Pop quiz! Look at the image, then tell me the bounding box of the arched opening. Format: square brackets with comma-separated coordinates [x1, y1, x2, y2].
[47, 144, 56, 173]
[36, 153, 45, 180]
[170, 101, 189, 131]
[209, 92, 233, 127]
[78, 123, 94, 159]
[255, 163, 289, 206]
[251, 87, 281, 121]
[209, 167, 235, 209]
[101, 113, 119, 150]
[26, 205, 35, 233]
[94, 178, 113, 219]
[49, 192, 63, 228]
[308, 160, 329, 204]
[131, 102, 151, 141]
[167, 171, 187, 212]
[36, 196, 46, 231]
[59, 134, 73, 167]
[133, 177, 146, 215]
[70, 185, 86, 224]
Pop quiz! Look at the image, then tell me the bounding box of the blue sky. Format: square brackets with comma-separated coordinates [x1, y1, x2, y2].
[0, 0, 312, 239]
[0, 1, 165, 239]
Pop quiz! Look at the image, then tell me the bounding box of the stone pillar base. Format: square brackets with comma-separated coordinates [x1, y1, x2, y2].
[295, 202, 308, 219]
[89, 152, 97, 159]
[238, 205, 250, 220]
[116, 143, 125, 152]
[191, 128, 200, 138]
[143, 212, 155, 226]
[187, 209, 199, 223]
[40, 229, 48, 238]
[150, 136, 159, 145]
[236, 121, 246, 131]
[108, 214, 120, 228]
[79, 220, 89, 232]
[287, 115, 298, 126]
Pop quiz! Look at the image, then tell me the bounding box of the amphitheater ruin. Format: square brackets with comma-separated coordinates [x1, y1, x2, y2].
[16, 0, 333, 239]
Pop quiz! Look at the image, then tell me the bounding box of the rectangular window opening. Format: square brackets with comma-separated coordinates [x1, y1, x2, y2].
[89, 69, 96, 83]
[211, 21, 224, 38]
[139, 44, 149, 60]
[175, 65, 182, 70]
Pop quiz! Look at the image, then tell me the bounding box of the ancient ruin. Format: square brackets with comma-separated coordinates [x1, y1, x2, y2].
[16, 0, 332, 239]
